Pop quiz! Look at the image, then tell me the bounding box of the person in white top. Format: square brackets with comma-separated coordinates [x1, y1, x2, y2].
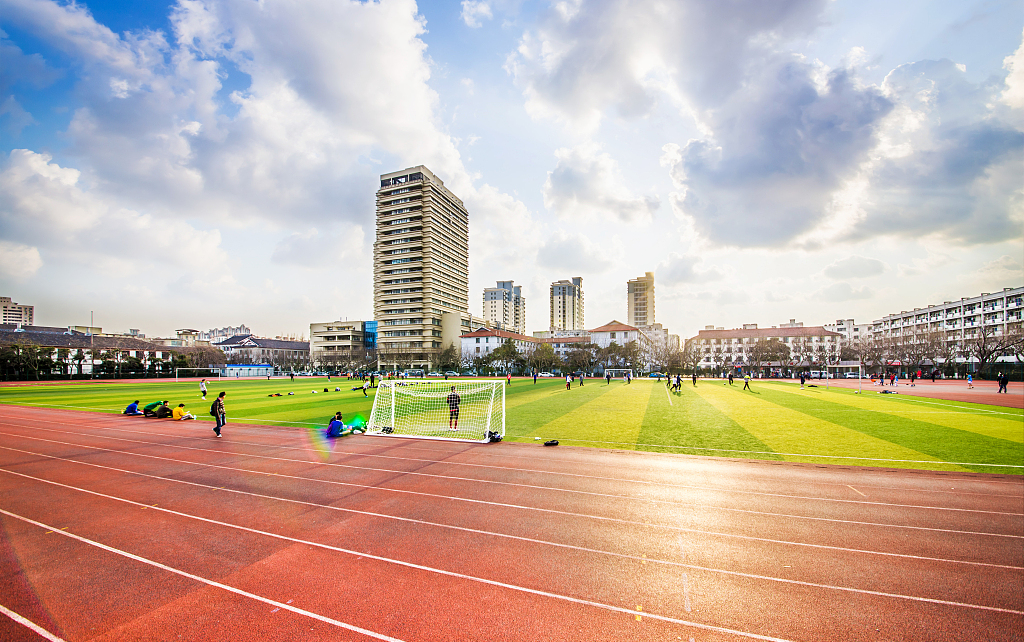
[200, 378, 208, 400]
[565, 374, 572, 390]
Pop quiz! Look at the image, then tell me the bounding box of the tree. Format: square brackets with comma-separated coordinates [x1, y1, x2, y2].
[679, 338, 701, 375]
[565, 343, 599, 374]
[528, 343, 559, 373]
[963, 323, 1016, 378]
[432, 343, 460, 372]
[489, 339, 524, 374]
[749, 338, 790, 376]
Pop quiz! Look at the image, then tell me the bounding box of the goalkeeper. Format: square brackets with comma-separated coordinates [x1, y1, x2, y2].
[447, 386, 461, 431]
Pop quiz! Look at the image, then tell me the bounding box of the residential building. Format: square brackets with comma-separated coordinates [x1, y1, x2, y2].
[374, 166, 470, 370]
[870, 287, 1023, 344]
[1, 297, 34, 325]
[149, 329, 211, 348]
[823, 319, 871, 343]
[0, 325, 178, 375]
[627, 273, 655, 327]
[309, 320, 377, 370]
[637, 323, 673, 353]
[200, 325, 251, 344]
[588, 320, 650, 351]
[691, 323, 842, 371]
[550, 277, 584, 331]
[216, 335, 310, 369]
[461, 328, 537, 358]
[482, 281, 526, 335]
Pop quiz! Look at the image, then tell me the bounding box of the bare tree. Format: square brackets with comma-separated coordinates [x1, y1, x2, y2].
[963, 323, 1016, 379]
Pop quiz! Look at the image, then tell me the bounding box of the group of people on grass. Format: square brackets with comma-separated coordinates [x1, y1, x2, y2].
[123, 379, 228, 437]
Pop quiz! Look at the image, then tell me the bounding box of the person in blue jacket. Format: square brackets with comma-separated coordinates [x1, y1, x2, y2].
[123, 400, 143, 415]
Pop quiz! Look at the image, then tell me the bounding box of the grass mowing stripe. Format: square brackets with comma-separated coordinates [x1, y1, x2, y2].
[763, 382, 1023, 443]
[692, 384, 969, 472]
[638, 381, 784, 458]
[525, 381, 653, 447]
[753, 384, 1023, 473]
[505, 379, 618, 439]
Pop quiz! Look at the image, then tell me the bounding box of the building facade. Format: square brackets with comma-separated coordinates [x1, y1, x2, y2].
[309, 320, 377, 370]
[216, 335, 310, 369]
[692, 323, 842, 371]
[200, 325, 251, 344]
[870, 287, 1023, 344]
[627, 273, 655, 327]
[823, 319, 872, 343]
[549, 277, 584, 331]
[374, 166, 470, 370]
[482, 281, 526, 335]
[1, 297, 34, 325]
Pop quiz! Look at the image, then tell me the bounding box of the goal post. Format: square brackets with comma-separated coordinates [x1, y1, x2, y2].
[174, 368, 222, 382]
[366, 379, 505, 443]
[604, 368, 633, 379]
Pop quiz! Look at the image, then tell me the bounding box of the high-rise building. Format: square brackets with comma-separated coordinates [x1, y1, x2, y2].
[549, 277, 584, 331]
[482, 281, 526, 335]
[374, 166, 469, 370]
[1, 297, 34, 325]
[627, 272, 655, 327]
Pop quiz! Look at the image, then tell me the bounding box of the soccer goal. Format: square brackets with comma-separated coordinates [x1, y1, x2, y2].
[174, 368, 222, 382]
[604, 368, 633, 379]
[366, 379, 505, 443]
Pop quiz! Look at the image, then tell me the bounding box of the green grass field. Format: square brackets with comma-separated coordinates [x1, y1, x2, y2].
[2, 377, 1021, 474]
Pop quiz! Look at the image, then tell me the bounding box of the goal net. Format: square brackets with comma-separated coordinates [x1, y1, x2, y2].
[175, 368, 222, 381]
[604, 368, 633, 379]
[366, 380, 505, 443]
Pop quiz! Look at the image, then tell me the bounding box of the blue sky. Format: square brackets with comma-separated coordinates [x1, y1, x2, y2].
[1, 0, 1022, 339]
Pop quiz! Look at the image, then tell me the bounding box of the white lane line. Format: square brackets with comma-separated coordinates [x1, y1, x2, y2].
[664, 384, 674, 406]
[0, 604, 66, 642]
[4, 471, 1022, 621]
[5, 422, 1020, 517]
[0, 502, 795, 642]
[2, 431, 1021, 545]
[848, 486, 867, 497]
[7, 412, 1023, 501]
[0, 509, 406, 642]
[2, 445, 1022, 572]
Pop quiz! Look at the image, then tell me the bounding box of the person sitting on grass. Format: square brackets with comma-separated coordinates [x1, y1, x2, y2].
[172, 403, 196, 420]
[143, 400, 164, 417]
[326, 412, 347, 437]
[124, 400, 144, 415]
[156, 401, 174, 418]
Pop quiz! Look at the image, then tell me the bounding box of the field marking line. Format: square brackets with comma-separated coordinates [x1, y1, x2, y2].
[0, 604, 66, 642]
[5, 407, 1022, 500]
[0, 491, 796, 642]
[9, 422, 1019, 517]
[0, 508, 408, 642]
[847, 486, 867, 497]
[4, 470, 1022, 621]
[4, 441, 1024, 574]
[664, 384, 673, 406]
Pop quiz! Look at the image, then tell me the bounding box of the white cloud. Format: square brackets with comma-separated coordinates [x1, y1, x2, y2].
[978, 254, 1024, 279]
[823, 255, 886, 279]
[536, 230, 616, 273]
[461, 1, 493, 28]
[815, 282, 873, 302]
[543, 144, 658, 222]
[1002, 30, 1024, 112]
[0, 240, 42, 279]
[271, 225, 367, 269]
[657, 253, 722, 285]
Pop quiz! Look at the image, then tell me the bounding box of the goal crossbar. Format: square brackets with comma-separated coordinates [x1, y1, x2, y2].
[366, 379, 505, 443]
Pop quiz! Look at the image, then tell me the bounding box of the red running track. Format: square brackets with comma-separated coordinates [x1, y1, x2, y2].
[0, 405, 1021, 641]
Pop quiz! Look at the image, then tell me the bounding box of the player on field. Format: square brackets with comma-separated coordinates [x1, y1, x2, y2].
[200, 378, 208, 400]
[447, 386, 461, 431]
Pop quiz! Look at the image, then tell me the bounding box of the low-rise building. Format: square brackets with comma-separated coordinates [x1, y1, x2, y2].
[217, 335, 310, 370]
[823, 319, 872, 343]
[692, 323, 842, 371]
[0, 325, 179, 375]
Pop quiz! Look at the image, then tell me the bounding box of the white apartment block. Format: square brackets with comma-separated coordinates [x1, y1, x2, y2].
[823, 319, 871, 343]
[627, 272, 655, 327]
[588, 320, 650, 351]
[461, 328, 537, 358]
[374, 166, 470, 369]
[200, 324, 251, 344]
[870, 287, 1023, 342]
[693, 323, 842, 369]
[2, 297, 34, 325]
[482, 280, 526, 335]
[550, 277, 584, 331]
[309, 320, 377, 369]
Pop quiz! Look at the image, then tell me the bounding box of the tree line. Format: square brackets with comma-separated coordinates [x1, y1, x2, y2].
[0, 344, 226, 380]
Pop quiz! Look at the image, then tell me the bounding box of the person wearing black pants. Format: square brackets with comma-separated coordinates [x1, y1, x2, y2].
[213, 391, 226, 437]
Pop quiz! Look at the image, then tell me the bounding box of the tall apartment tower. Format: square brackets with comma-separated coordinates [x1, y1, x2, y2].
[627, 272, 655, 327]
[483, 281, 526, 335]
[1, 296, 34, 325]
[549, 277, 584, 331]
[374, 166, 469, 369]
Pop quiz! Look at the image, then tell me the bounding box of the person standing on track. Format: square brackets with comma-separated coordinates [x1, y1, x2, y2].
[743, 374, 751, 391]
[967, 373, 973, 389]
[200, 378, 208, 400]
[447, 386, 461, 431]
[213, 391, 226, 437]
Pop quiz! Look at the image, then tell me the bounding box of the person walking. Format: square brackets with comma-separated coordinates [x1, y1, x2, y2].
[799, 372, 806, 389]
[578, 373, 584, 387]
[742, 374, 751, 391]
[910, 372, 916, 387]
[728, 373, 734, 385]
[566, 373, 572, 390]
[533, 371, 538, 385]
[213, 392, 226, 437]
[606, 371, 612, 385]
[967, 373, 974, 389]
[200, 378, 208, 400]
[999, 372, 1009, 393]
[692, 372, 697, 387]
[507, 372, 512, 386]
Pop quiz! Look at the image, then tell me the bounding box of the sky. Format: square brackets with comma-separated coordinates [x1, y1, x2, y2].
[1, 0, 1022, 341]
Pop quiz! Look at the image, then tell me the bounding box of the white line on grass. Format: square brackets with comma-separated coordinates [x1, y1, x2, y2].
[7, 444, 1022, 569]
[7, 422, 1022, 516]
[0, 604, 66, 642]
[3, 470, 1021, 622]
[664, 383, 673, 406]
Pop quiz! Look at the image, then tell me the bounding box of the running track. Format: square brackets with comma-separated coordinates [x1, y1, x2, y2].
[0, 405, 1021, 641]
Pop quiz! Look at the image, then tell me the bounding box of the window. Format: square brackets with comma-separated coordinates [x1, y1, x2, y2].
[476, 338, 480, 343]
